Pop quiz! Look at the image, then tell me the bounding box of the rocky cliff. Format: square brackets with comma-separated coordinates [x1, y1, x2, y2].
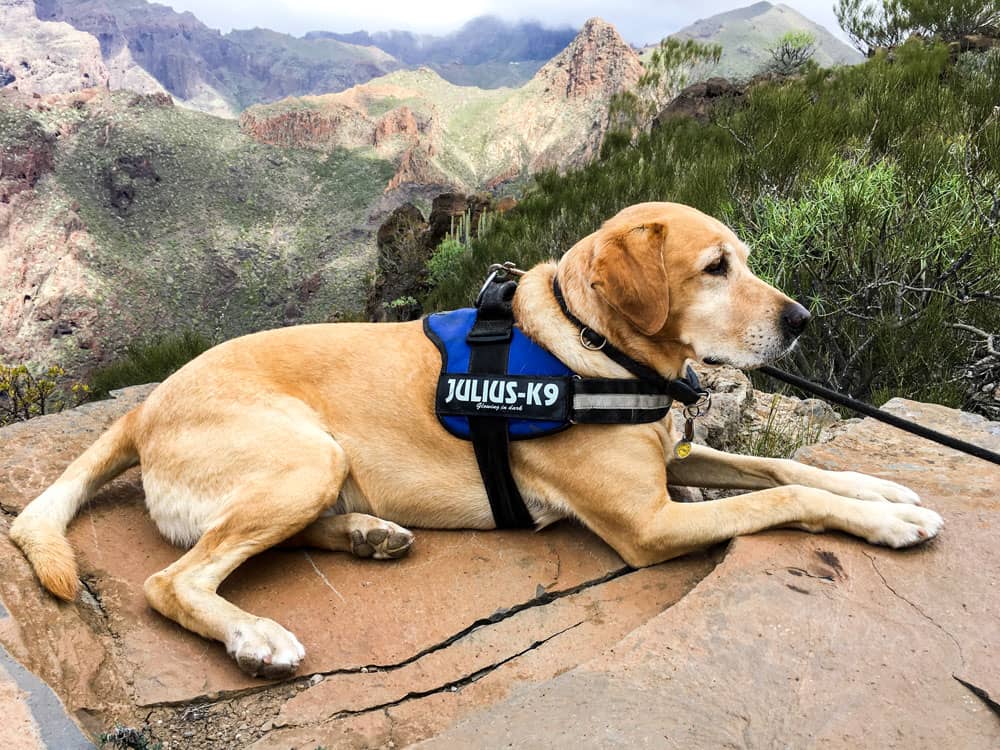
[0, 0, 110, 94]
[240, 19, 642, 192]
[533, 16, 644, 100]
[27, 0, 401, 116]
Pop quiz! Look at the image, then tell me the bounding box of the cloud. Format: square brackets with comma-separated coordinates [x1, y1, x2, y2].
[162, 0, 850, 46]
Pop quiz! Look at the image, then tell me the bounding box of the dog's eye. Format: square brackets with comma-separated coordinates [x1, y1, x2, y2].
[704, 257, 728, 276]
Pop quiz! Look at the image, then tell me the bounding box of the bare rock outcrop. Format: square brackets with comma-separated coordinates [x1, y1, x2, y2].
[385, 143, 447, 192]
[0, 0, 109, 95]
[533, 17, 643, 101]
[653, 76, 746, 127]
[366, 192, 498, 322]
[0, 108, 54, 203]
[238, 102, 373, 149]
[373, 105, 420, 147]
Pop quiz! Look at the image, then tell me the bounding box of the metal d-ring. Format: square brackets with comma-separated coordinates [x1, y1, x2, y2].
[475, 269, 500, 307]
[580, 328, 606, 350]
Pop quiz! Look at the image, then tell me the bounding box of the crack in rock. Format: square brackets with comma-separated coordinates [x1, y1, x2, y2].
[864, 552, 965, 667]
[78, 574, 127, 648]
[328, 620, 586, 721]
[79, 576, 108, 618]
[142, 566, 634, 708]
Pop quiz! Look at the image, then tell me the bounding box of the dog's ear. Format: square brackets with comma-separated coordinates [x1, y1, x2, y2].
[590, 223, 669, 336]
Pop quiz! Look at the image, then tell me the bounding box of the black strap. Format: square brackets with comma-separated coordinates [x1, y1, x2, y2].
[552, 275, 707, 406]
[571, 378, 673, 424]
[466, 280, 535, 529]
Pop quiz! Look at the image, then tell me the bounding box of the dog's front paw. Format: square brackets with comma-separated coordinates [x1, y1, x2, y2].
[832, 471, 922, 505]
[227, 618, 305, 679]
[862, 503, 943, 548]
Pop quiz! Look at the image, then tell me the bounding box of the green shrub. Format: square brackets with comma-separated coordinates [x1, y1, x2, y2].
[0, 363, 89, 426]
[837, 0, 1000, 53]
[767, 31, 818, 75]
[423, 43, 1000, 410]
[88, 331, 213, 398]
[426, 207, 498, 293]
[427, 237, 470, 288]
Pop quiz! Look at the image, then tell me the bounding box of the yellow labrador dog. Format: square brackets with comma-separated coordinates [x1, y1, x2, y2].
[11, 202, 942, 678]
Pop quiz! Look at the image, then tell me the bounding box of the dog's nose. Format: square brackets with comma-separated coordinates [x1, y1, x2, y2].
[781, 302, 811, 337]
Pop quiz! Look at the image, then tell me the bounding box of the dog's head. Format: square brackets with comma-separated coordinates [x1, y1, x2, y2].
[579, 202, 809, 371]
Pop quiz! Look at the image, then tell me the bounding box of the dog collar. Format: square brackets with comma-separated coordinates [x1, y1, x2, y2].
[551, 275, 708, 407]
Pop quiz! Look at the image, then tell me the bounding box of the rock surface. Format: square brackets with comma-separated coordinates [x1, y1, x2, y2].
[654, 77, 745, 127]
[0, 387, 996, 748]
[418, 398, 1000, 749]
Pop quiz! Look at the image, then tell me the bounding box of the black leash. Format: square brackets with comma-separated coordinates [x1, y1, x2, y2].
[759, 365, 1000, 467]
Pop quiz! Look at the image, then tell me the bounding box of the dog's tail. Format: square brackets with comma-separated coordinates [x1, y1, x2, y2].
[10, 406, 142, 601]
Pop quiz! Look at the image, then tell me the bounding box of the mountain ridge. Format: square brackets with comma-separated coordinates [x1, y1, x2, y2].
[670, 1, 863, 78]
[240, 18, 642, 191]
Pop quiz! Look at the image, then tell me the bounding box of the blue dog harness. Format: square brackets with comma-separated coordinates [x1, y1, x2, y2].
[424, 266, 709, 529]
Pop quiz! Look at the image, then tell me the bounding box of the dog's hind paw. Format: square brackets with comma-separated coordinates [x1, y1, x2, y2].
[227, 618, 305, 679]
[349, 520, 414, 560]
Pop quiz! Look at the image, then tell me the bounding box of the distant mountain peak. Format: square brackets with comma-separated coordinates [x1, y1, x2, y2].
[671, 1, 863, 79]
[534, 17, 642, 99]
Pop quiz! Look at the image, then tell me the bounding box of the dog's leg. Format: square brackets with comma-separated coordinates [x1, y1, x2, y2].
[578, 484, 943, 568]
[666, 443, 921, 504]
[143, 437, 348, 679]
[286, 512, 414, 559]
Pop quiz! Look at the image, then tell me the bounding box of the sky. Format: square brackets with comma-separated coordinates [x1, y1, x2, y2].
[160, 1, 849, 47]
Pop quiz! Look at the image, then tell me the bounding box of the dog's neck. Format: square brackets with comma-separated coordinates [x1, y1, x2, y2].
[512, 261, 686, 380]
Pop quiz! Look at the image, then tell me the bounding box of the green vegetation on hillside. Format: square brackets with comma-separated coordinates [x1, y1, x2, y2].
[837, 0, 1000, 53]
[3, 91, 395, 380]
[425, 42, 1000, 410]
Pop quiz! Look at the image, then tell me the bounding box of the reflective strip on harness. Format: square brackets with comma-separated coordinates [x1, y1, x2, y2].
[573, 392, 672, 410]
